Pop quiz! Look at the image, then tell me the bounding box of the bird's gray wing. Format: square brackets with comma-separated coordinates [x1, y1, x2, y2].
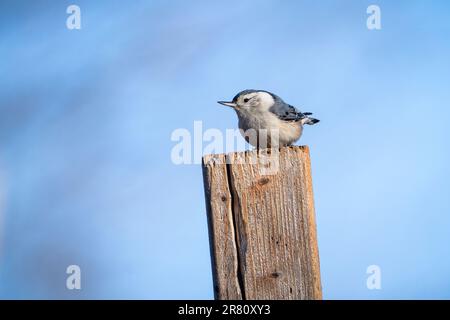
[269, 100, 307, 122]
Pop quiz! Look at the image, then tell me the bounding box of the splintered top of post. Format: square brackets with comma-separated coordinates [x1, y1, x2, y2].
[202, 146, 310, 167]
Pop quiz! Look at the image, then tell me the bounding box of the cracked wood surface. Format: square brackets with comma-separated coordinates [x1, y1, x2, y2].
[202, 146, 322, 300]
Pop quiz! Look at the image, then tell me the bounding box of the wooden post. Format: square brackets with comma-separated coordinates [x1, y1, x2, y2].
[202, 146, 322, 300]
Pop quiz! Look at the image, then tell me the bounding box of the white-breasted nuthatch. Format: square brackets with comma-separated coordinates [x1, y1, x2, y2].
[218, 89, 319, 148]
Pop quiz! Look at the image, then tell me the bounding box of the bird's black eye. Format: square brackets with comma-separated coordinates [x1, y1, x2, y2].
[244, 98, 250, 103]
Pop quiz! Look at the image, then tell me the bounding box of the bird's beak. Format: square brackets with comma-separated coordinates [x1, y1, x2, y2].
[217, 101, 237, 108]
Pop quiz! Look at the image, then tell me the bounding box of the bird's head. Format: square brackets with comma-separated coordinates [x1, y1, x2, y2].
[218, 90, 275, 112]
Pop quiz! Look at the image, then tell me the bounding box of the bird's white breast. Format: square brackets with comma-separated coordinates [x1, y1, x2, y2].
[237, 110, 302, 147]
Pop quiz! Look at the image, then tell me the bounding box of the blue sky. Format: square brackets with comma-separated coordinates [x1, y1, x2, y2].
[0, 0, 450, 299]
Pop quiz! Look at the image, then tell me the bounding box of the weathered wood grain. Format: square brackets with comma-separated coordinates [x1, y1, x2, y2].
[202, 146, 322, 300]
[202, 154, 242, 299]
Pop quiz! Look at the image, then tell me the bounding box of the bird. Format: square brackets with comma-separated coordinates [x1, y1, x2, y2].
[218, 89, 319, 148]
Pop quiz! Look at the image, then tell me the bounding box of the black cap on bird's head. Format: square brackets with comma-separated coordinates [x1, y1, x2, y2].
[217, 89, 275, 109]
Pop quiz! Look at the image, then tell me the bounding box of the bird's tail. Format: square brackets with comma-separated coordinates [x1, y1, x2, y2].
[301, 113, 320, 125]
